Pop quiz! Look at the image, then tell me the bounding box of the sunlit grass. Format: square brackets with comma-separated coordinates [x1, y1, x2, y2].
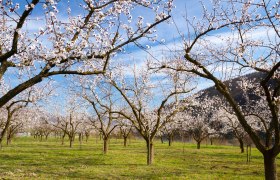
[0, 136, 277, 179]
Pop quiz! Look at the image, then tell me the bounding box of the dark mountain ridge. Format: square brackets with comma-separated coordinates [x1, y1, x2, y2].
[197, 72, 276, 105]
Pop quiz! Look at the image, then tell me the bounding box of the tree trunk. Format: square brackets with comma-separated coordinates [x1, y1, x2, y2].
[160, 136, 164, 144]
[238, 138, 244, 153]
[123, 136, 127, 147]
[0, 114, 12, 146]
[61, 135, 65, 145]
[168, 134, 173, 146]
[78, 133, 83, 148]
[210, 138, 213, 145]
[146, 140, 154, 165]
[103, 139, 108, 154]
[263, 152, 277, 180]
[197, 141, 201, 149]
[6, 132, 11, 146]
[6, 136, 9, 146]
[6, 136, 11, 146]
[69, 136, 74, 148]
[79, 133, 82, 143]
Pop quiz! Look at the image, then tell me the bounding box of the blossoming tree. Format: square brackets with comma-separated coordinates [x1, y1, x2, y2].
[0, 0, 172, 108]
[159, 1, 280, 179]
[107, 64, 193, 165]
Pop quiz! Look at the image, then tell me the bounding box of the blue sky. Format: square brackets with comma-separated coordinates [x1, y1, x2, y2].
[1, 0, 220, 110]
[112, 0, 215, 89]
[3, 0, 277, 116]
[46, 0, 214, 108]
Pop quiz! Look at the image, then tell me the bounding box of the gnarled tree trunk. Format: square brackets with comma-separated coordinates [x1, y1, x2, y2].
[160, 136, 164, 144]
[168, 134, 173, 146]
[85, 134, 89, 142]
[263, 152, 277, 180]
[238, 138, 244, 153]
[0, 114, 12, 148]
[61, 131, 66, 145]
[146, 139, 154, 165]
[103, 138, 109, 154]
[6, 134, 12, 146]
[69, 135, 74, 148]
[197, 141, 201, 149]
[210, 138, 213, 145]
[123, 136, 127, 147]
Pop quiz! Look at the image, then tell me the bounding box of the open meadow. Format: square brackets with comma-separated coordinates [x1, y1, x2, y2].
[0, 137, 277, 179]
[0, 0, 279, 179]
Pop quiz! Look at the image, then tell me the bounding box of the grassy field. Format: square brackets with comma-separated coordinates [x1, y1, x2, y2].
[0, 137, 278, 179]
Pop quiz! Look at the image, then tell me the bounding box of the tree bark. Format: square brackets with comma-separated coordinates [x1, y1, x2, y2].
[86, 135, 89, 142]
[61, 134, 65, 145]
[6, 135, 11, 146]
[123, 136, 127, 147]
[69, 136, 74, 148]
[6, 129, 12, 146]
[0, 114, 12, 146]
[168, 134, 173, 146]
[197, 141, 201, 149]
[79, 133, 82, 144]
[146, 140, 154, 165]
[263, 152, 277, 180]
[103, 139, 108, 154]
[238, 138, 244, 153]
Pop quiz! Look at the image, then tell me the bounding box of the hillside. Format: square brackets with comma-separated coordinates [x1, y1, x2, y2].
[197, 72, 272, 105]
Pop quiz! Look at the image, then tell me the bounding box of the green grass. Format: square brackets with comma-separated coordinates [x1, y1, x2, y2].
[0, 137, 277, 179]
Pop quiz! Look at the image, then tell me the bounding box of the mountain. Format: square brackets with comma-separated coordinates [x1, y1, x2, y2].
[197, 72, 275, 105]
